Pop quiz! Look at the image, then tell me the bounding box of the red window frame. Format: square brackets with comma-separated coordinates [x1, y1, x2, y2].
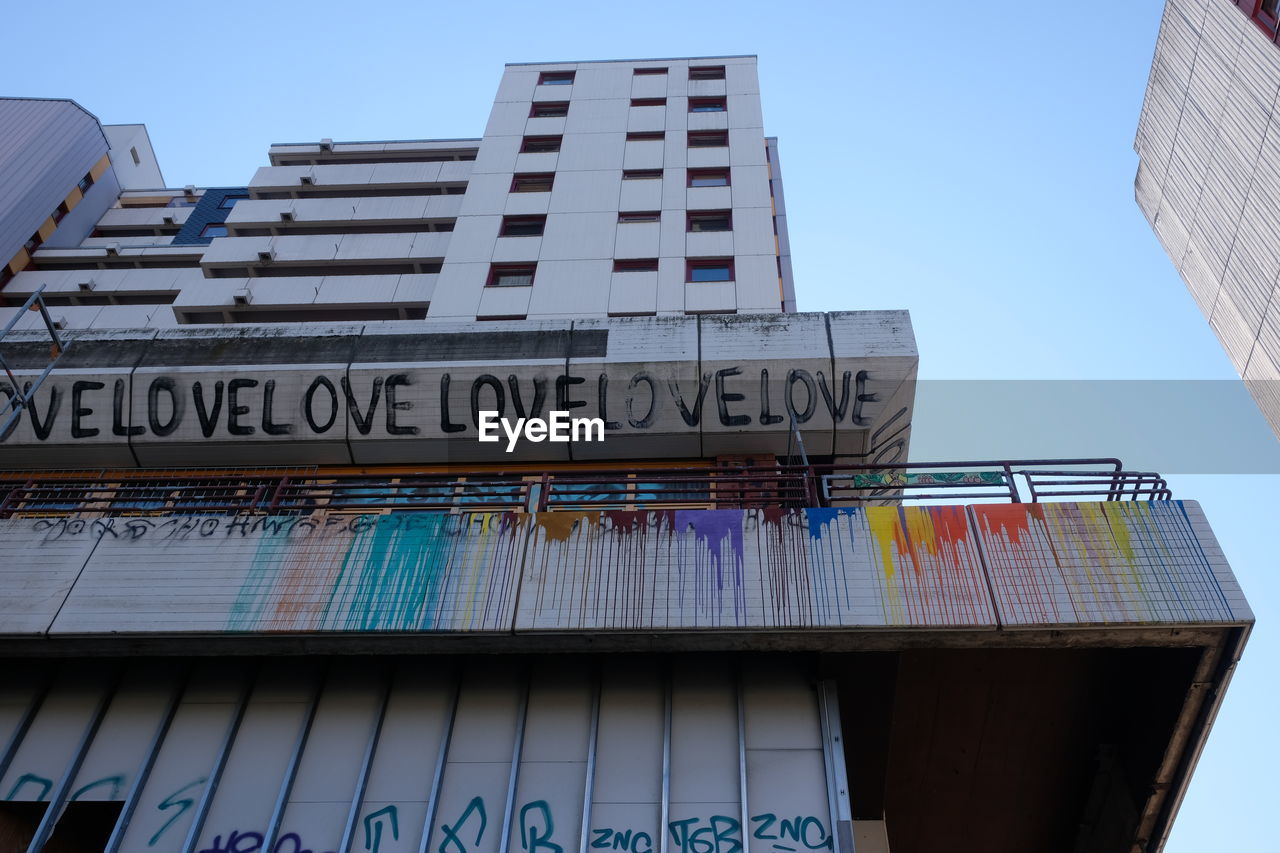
[529, 101, 569, 118]
[520, 135, 562, 153]
[687, 210, 733, 232]
[689, 65, 726, 80]
[633, 67, 668, 76]
[1256, 1, 1280, 32]
[626, 131, 665, 141]
[613, 258, 659, 272]
[510, 173, 555, 193]
[538, 71, 575, 85]
[622, 169, 663, 180]
[688, 131, 729, 148]
[487, 263, 538, 287]
[689, 97, 727, 113]
[687, 168, 730, 188]
[630, 98, 667, 107]
[686, 258, 734, 282]
[499, 215, 547, 237]
[618, 211, 661, 223]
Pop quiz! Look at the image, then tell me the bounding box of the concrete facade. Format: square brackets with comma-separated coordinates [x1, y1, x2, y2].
[1135, 0, 1280, 435]
[0, 54, 1256, 853]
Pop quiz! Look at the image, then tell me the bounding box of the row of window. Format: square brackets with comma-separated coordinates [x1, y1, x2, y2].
[488, 258, 733, 286]
[529, 97, 726, 118]
[519, 130, 728, 154]
[537, 66, 726, 86]
[510, 168, 730, 193]
[496, 210, 732, 237]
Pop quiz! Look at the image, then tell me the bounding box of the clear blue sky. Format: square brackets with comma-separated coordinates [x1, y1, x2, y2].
[3, 0, 1276, 848]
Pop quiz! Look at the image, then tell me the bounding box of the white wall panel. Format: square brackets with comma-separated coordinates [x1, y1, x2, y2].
[492, 235, 543, 262]
[730, 166, 771, 208]
[628, 106, 667, 133]
[70, 666, 176, 801]
[477, 283, 533, 318]
[614, 222, 661, 258]
[495, 70, 540, 103]
[566, 98, 631, 134]
[526, 261, 612, 317]
[728, 131, 767, 166]
[473, 137, 524, 176]
[572, 67, 634, 100]
[608, 271, 659, 315]
[559, 133, 627, 172]
[549, 170, 623, 213]
[685, 282, 737, 314]
[514, 152, 561, 174]
[486, 101, 535, 137]
[687, 147, 730, 169]
[541, 213, 617, 260]
[619, 177, 663, 212]
[623, 140, 665, 171]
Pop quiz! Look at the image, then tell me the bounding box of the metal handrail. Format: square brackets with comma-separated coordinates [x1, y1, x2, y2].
[0, 458, 1169, 518]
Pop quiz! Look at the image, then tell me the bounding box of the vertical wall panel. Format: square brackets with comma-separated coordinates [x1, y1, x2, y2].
[69, 664, 179, 801]
[0, 663, 110, 802]
[589, 660, 664, 853]
[424, 662, 524, 853]
[116, 661, 251, 853]
[668, 659, 741, 853]
[195, 660, 322, 848]
[358, 660, 457, 853]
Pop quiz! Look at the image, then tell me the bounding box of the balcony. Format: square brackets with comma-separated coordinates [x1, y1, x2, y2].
[0, 458, 1250, 639]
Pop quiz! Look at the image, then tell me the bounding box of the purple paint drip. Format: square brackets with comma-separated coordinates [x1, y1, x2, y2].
[675, 509, 745, 588]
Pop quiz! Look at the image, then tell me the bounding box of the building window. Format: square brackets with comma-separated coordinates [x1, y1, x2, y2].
[688, 169, 730, 187]
[77, 172, 94, 193]
[689, 66, 726, 80]
[23, 231, 42, 253]
[622, 169, 663, 180]
[633, 67, 668, 75]
[689, 97, 727, 113]
[201, 223, 229, 238]
[618, 211, 661, 223]
[511, 173, 555, 193]
[219, 195, 248, 209]
[1258, 1, 1280, 30]
[614, 258, 659, 272]
[500, 215, 547, 237]
[688, 210, 732, 232]
[538, 71, 575, 85]
[521, 136, 562, 153]
[530, 101, 570, 118]
[130, 146, 142, 165]
[626, 131, 665, 142]
[688, 131, 729, 148]
[0, 266, 13, 288]
[687, 259, 733, 282]
[51, 201, 70, 223]
[631, 98, 666, 107]
[488, 263, 537, 287]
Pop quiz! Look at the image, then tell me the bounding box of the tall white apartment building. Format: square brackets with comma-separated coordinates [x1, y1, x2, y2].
[1, 56, 794, 329]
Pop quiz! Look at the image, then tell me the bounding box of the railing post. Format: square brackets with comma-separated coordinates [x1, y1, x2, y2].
[268, 476, 290, 511]
[1005, 464, 1021, 503]
[0, 478, 30, 518]
[537, 472, 550, 512]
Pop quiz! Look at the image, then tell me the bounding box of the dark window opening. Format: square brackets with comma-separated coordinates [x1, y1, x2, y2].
[613, 258, 659, 272]
[77, 172, 94, 193]
[688, 131, 729, 148]
[530, 101, 570, 118]
[631, 98, 667, 107]
[689, 97, 727, 112]
[521, 136, 563, 154]
[618, 211, 661, 223]
[200, 224, 229, 238]
[500, 215, 547, 237]
[688, 210, 732, 232]
[488, 263, 537, 287]
[538, 71, 575, 85]
[688, 169, 730, 187]
[689, 65, 726, 80]
[622, 169, 663, 180]
[511, 173, 555, 193]
[633, 67, 668, 75]
[51, 201, 70, 223]
[626, 131, 665, 142]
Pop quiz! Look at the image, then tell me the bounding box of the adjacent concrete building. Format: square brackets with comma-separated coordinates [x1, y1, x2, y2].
[0, 56, 1255, 853]
[1135, 0, 1280, 435]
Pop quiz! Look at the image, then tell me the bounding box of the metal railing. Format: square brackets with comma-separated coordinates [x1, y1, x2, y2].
[0, 458, 1171, 519]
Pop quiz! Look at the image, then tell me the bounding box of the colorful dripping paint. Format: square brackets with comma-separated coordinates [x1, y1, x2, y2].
[24, 500, 1249, 636]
